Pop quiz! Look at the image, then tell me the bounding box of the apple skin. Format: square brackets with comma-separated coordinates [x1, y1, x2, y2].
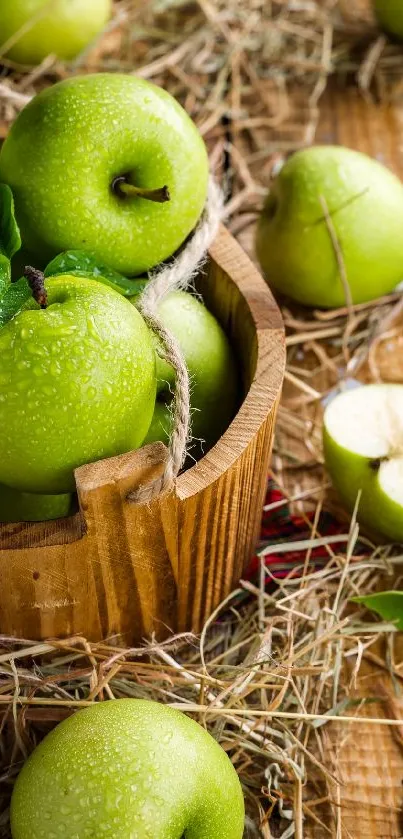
[0, 74, 209, 276]
[323, 429, 403, 542]
[373, 0, 403, 39]
[0, 274, 156, 494]
[0, 484, 73, 523]
[323, 386, 403, 542]
[138, 291, 239, 452]
[256, 145, 403, 308]
[145, 399, 174, 445]
[0, 0, 111, 66]
[10, 699, 245, 839]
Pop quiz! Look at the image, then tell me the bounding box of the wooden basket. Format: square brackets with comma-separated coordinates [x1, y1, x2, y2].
[0, 226, 285, 644]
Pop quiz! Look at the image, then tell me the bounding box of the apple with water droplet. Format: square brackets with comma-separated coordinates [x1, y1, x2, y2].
[10, 699, 245, 839]
[0, 73, 209, 276]
[0, 269, 156, 494]
[140, 291, 239, 453]
[0, 0, 111, 66]
[323, 383, 403, 541]
[256, 145, 403, 308]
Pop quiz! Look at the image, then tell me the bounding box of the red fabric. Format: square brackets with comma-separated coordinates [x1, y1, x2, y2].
[247, 478, 365, 580]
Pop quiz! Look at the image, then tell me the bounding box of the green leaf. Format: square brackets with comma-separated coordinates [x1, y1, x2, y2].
[352, 591, 403, 630]
[0, 277, 31, 328]
[44, 250, 147, 298]
[0, 255, 11, 292]
[127, 279, 148, 301]
[0, 184, 21, 260]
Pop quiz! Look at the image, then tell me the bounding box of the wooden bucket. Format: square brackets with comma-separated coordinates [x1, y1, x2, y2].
[0, 226, 285, 643]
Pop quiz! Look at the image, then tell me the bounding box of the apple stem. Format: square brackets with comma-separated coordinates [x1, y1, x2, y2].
[24, 266, 48, 309]
[112, 177, 170, 204]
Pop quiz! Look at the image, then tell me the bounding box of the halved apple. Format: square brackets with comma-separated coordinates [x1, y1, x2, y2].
[323, 383, 403, 542]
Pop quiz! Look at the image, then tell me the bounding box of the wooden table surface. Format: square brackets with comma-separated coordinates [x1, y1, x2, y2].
[307, 83, 403, 839]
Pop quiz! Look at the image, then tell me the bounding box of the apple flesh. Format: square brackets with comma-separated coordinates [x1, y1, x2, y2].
[0, 73, 209, 276]
[323, 383, 403, 542]
[256, 145, 403, 308]
[10, 699, 245, 839]
[0, 0, 111, 66]
[139, 291, 239, 453]
[0, 273, 156, 494]
[0, 484, 72, 522]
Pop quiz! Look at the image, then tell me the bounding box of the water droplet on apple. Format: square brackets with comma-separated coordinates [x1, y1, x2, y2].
[86, 316, 101, 340]
[42, 384, 55, 397]
[58, 324, 78, 336]
[16, 379, 29, 392]
[27, 341, 46, 356]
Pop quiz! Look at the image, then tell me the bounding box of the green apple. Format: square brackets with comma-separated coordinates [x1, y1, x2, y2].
[138, 291, 239, 452]
[0, 484, 73, 522]
[145, 399, 174, 446]
[256, 145, 403, 308]
[0, 73, 209, 276]
[10, 698, 245, 839]
[323, 383, 403, 542]
[373, 0, 403, 39]
[0, 0, 111, 66]
[0, 271, 156, 494]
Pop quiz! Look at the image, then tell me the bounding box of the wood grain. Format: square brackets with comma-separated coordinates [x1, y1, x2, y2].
[0, 225, 285, 643]
[314, 86, 403, 839]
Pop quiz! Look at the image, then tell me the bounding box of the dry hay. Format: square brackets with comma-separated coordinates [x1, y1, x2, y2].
[0, 1, 403, 837]
[0, 530, 402, 839]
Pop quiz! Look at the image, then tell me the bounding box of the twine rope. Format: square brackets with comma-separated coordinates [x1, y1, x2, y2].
[130, 177, 224, 503]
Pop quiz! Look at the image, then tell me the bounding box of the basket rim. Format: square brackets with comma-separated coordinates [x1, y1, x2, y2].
[176, 224, 285, 500]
